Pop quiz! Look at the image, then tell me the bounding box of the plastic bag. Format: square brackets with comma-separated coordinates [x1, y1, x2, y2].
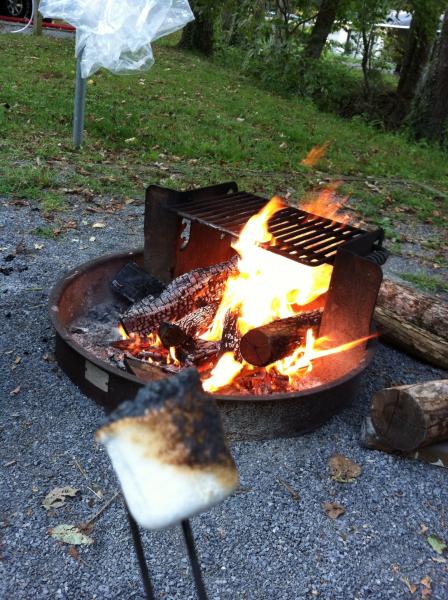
[39, 0, 194, 78]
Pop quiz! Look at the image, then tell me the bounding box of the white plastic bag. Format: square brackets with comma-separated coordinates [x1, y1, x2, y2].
[39, 0, 194, 78]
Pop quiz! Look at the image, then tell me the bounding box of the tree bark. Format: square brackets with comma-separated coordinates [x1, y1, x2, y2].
[178, 4, 214, 56]
[240, 310, 323, 367]
[304, 0, 340, 60]
[374, 279, 448, 370]
[388, 1, 441, 127]
[412, 9, 448, 144]
[371, 380, 448, 451]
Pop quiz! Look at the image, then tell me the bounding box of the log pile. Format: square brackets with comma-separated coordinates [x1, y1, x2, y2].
[375, 279, 448, 370]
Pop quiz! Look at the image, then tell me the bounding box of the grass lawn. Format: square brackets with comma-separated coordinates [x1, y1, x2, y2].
[0, 34, 447, 267]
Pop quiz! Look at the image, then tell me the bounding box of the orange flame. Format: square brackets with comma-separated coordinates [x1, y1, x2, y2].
[301, 141, 330, 168]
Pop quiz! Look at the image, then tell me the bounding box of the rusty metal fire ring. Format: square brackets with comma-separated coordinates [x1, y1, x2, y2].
[49, 249, 377, 440]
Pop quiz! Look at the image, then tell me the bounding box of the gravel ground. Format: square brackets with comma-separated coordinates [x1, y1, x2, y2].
[1, 197, 447, 600]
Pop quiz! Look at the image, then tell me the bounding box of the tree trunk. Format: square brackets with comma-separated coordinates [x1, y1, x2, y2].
[374, 279, 448, 370]
[178, 6, 214, 56]
[371, 380, 448, 451]
[304, 0, 340, 60]
[388, 2, 441, 128]
[412, 9, 448, 144]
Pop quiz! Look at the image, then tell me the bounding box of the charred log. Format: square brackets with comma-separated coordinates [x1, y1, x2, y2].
[174, 303, 218, 337]
[111, 262, 165, 304]
[124, 356, 170, 381]
[240, 310, 323, 367]
[121, 257, 237, 337]
[372, 380, 448, 452]
[159, 322, 192, 350]
[220, 310, 242, 360]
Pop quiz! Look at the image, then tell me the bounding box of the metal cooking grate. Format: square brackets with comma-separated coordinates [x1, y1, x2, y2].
[168, 189, 383, 267]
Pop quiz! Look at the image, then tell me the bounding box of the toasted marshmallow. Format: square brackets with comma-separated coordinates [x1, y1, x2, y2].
[96, 369, 239, 530]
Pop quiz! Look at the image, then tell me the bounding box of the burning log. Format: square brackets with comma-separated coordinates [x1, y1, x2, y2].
[174, 303, 219, 337]
[375, 279, 448, 370]
[240, 309, 323, 367]
[220, 310, 242, 360]
[371, 380, 448, 452]
[124, 356, 170, 381]
[158, 322, 192, 350]
[183, 340, 220, 366]
[121, 257, 238, 337]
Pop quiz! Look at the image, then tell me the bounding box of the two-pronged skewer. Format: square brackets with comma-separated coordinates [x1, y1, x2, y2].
[126, 508, 208, 600]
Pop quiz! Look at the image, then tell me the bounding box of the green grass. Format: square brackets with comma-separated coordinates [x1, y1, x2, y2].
[400, 272, 448, 294]
[0, 34, 447, 239]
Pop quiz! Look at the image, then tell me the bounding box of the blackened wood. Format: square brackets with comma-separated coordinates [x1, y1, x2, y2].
[111, 337, 154, 351]
[124, 356, 169, 381]
[121, 257, 238, 337]
[175, 303, 219, 337]
[111, 262, 165, 304]
[240, 310, 323, 367]
[183, 340, 220, 366]
[372, 380, 448, 452]
[220, 310, 242, 360]
[159, 322, 192, 350]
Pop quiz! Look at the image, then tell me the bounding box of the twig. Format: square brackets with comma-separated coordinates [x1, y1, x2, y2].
[276, 477, 301, 501]
[85, 491, 120, 526]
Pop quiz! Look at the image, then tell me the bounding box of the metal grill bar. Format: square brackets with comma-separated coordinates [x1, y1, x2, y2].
[167, 189, 383, 267]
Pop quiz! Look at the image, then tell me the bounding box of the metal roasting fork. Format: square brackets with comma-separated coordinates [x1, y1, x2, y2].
[126, 508, 208, 600]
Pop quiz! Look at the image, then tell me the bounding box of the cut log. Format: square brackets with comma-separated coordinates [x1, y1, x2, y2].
[375, 279, 448, 370]
[240, 309, 323, 367]
[121, 257, 237, 336]
[174, 303, 218, 337]
[371, 379, 448, 452]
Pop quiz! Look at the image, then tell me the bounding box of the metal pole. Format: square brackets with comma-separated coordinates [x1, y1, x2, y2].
[126, 508, 155, 600]
[181, 520, 208, 600]
[73, 47, 87, 149]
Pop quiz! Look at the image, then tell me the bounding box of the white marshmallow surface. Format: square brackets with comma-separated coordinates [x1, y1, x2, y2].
[103, 433, 238, 530]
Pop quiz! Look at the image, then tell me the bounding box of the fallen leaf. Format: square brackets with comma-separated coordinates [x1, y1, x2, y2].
[10, 386, 21, 396]
[89, 236, 96, 242]
[431, 556, 447, 563]
[34, 243, 44, 250]
[420, 576, 431, 588]
[92, 223, 106, 229]
[49, 524, 93, 545]
[401, 576, 417, 594]
[329, 454, 362, 483]
[279, 142, 288, 149]
[322, 501, 345, 520]
[427, 534, 447, 555]
[68, 546, 80, 561]
[419, 524, 429, 535]
[42, 486, 79, 511]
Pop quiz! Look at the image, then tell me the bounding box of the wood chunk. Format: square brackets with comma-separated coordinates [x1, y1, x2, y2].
[240, 310, 323, 367]
[159, 322, 192, 350]
[174, 303, 219, 337]
[111, 262, 165, 304]
[375, 279, 448, 370]
[124, 356, 170, 381]
[371, 379, 448, 452]
[220, 310, 242, 360]
[121, 257, 237, 336]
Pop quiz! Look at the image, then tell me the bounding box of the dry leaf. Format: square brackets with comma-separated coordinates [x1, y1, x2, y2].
[10, 385, 21, 396]
[42, 486, 79, 511]
[68, 546, 80, 561]
[34, 243, 44, 250]
[420, 577, 431, 589]
[402, 576, 417, 594]
[92, 223, 106, 229]
[89, 236, 96, 242]
[329, 454, 362, 483]
[427, 534, 447, 555]
[50, 524, 93, 545]
[322, 501, 345, 519]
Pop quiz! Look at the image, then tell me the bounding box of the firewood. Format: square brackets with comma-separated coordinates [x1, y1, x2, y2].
[239, 309, 323, 367]
[158, 322, 192, 350]
[371, 379, 448, 452]
[220, 310, 242, 360]
[174, 303, 219, 337]
[111, 262, 165, 304]
[183, 340, 220, 366]
[375, 279, 448, 370]
[124, 356, 170, 381]
[121, 257, 238, 336]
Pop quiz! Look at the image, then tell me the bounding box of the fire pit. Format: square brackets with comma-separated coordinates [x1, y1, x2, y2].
[49, 182, 387, 439]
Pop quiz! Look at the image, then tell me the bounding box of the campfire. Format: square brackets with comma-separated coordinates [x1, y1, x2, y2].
[110, 190, 380, 396]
